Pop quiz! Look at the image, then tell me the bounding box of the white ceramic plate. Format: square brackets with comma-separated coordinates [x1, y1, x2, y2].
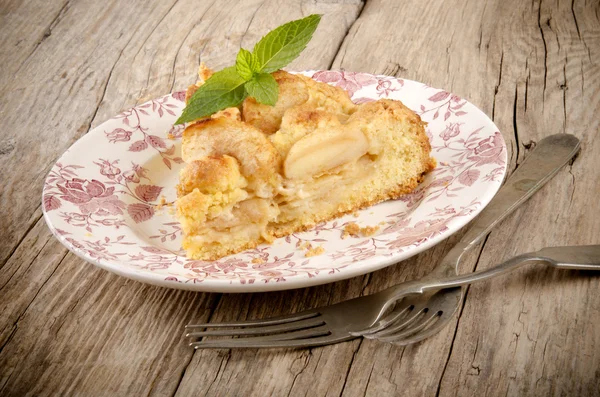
[42, 71, 507, 292]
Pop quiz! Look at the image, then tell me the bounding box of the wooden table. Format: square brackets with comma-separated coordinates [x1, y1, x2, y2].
[1, 0, 599, 395]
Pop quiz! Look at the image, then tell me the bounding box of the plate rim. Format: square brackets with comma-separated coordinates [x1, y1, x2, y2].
[42, 71, 507, 292]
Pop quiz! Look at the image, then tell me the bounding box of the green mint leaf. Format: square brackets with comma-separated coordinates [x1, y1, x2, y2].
[175, 66, 246, 124]
[245, 73, 279, 106]
[253, 14, 321, 73]
[235, 48, 260, 80]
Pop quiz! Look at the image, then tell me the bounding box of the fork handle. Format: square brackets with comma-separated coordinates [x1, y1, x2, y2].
[418, 245, 600, 292]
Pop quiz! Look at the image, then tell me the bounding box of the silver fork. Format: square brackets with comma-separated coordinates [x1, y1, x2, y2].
[186, 134, 581, 349]
[350, 133, 581, 345]
[354, 245, 600, 344]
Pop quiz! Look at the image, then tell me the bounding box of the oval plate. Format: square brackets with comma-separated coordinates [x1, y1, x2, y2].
[42, 71, 507, 292]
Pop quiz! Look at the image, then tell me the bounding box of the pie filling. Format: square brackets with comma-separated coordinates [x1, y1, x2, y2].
[176, 66, 435, 260]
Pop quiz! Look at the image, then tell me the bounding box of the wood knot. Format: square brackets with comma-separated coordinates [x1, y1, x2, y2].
[384, 62, 408, 76]
[0, 138, 15, 155]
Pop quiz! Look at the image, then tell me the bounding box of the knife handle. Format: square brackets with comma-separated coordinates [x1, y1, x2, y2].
[460, 134, 580, 248]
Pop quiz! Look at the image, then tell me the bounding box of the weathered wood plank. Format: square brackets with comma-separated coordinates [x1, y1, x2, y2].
[0, 0, 182, 267]
[0, 0, 366, 395]
[0, 210, 67, 349]
[0, 0, 70, 90]
[437, 0, 600, 395]
[0, 250, 216, 396]
[0, 0, 598, 395]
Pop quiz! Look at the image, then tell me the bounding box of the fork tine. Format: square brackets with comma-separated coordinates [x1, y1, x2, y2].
[189, 326, 331, 348]
[186, 311, 319, 329]
[360, 308, 425, 339]
[191, 333, 352, 349]
[186, 316, 325, 337]
[350, 303, 414, 337]
[363, 310, 422, 339]
[376, 311, 441, 342]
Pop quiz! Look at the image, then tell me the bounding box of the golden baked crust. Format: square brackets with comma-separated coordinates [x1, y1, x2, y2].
[242, 70, 357, 134]
[176, 69, 435, 260]
[177, 155, 246, 197]
[182, 117, 282, 195]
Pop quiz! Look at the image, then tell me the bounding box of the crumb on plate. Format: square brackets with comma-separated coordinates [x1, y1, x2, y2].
[305, 246, 325, 257]
[251, 257, 265, 264]
[156, 196, 168, 209]
[299, 241, 312, 250]
[342, 222, 380, 238]
[342, 222, 361, 238]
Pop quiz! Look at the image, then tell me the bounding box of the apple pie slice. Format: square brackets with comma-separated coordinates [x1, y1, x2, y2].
[176, 66, 435, 260]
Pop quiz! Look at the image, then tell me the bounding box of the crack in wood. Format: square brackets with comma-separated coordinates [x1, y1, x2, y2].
[434, 234, 491, 396]
[331, 0, 367, 70]
[151, 0, 184, 92]
[52, 275, 97, 338]
[141, 0, 184, 94]
[534, 340, 550, 389]
[13, 0, 71, 83]
[469, 336, 480, 375]
[360, 272, 372, 296]
[525, 58, 530, 112]
[0, 322, 18, 359]
[86, 47, 124, 134]
[206, 347, 230, 395]
[513, 84, 521, 166]
[491, 51, 504, 121]
[171, 293, 223, 397]
[286, 350, 312, 397]
[0, 247, 68, 355]
[362, 362, 376, 396]
[567, 164, 576, 209]
[571, 0, 582, 40]
[0, 231, 51, 293]
[0, 211, 43, 272]
[537, 0, 548, 100]
[339, 339, 363, 396]
[0, 349, 17, 395]
[197, 1, 223, 63]
[562, 60, 568, 133]
[241, 1, 263, 43]
[169, 23, 198, 93]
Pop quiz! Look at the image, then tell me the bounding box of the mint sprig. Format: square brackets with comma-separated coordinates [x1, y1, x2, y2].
[235, 48, 260, 81]
[245, 73, 278, 106]
[175, 14, 321, 124]
[253, 14, 321, 73]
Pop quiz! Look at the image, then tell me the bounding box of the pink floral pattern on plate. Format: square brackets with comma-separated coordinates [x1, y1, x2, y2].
[42, 71, 506, 292]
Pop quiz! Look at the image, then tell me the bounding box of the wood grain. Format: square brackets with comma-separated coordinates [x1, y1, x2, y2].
[0, 0, 364, 395]
[0, 0, 598, 395]
[436, 0, 600, 394]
